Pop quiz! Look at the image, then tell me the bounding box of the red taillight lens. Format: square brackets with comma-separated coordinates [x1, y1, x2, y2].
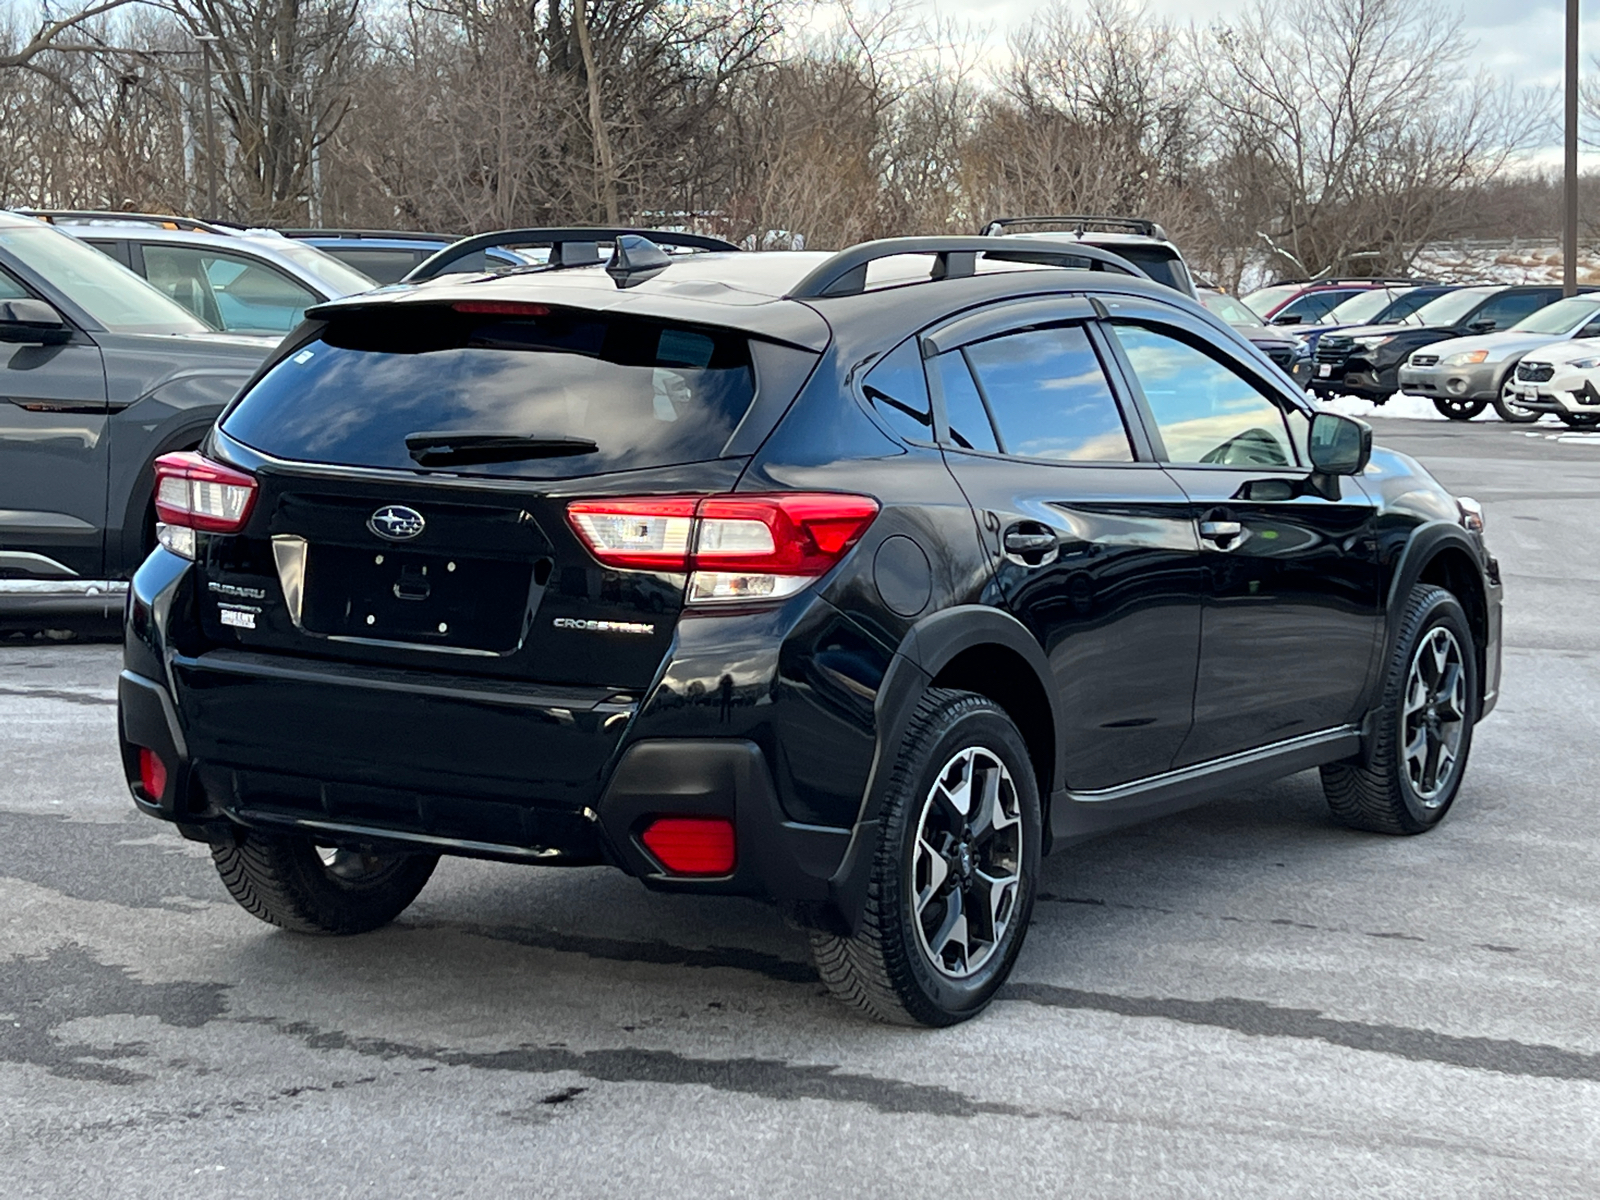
[152, 451, 258, 533]
[138, 747, 167, 802]
[565, 493, 880, 604]
[640, 817, 736, 875]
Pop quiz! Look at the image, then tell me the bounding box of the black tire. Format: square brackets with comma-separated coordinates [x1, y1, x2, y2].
[1432, 397, 1487, 420]
[211, 827, 438, 934]
[1559, 412, 1600, 429]
[809, 689, 1041, 1026]
[1492, 375, 1540, 423]
[1322, 585, 1477, 834]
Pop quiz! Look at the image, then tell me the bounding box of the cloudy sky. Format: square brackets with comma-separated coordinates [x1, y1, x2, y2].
[924, 0, 1587, 165]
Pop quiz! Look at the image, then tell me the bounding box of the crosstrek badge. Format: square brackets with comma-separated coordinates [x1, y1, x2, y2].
[552, 617, 655, 635]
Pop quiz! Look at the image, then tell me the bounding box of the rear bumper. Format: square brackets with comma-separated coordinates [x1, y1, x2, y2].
[119, 660, 850, 901]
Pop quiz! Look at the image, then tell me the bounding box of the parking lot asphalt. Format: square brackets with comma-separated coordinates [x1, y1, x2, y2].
[3, 416, 1599, 1198]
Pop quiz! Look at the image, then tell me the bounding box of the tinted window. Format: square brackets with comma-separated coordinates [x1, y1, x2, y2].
[326, 247, 426, 285]
[961, 325, 1132, 462]
[861, 338, 933, 442]
[1474, 290, 1550, 330]
[1107, 245, 1189, 293]
[935, 352, 998, 452]
[222, 308, 757, 479]
[143, 245, 319, 334]
[1276, 290, 1354, 323]
[1111, 323, 1295, 467]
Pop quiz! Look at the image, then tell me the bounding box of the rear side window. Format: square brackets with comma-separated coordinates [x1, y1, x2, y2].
[323, 247, 423, 285]
[960, 325, 1133, 462]
[861, 338, 933, 442]
[221, 306, 757, 479]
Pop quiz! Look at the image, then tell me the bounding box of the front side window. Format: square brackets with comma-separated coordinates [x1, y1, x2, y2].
[1111, 323, 1295, 467]
[143, 245, 319, 335]
[861, 338, 933, 442]
[1474, 290, 1551, 330]
[1276, 290, 1353, 323]
[0, 223, 207, 334]
[960, 324, 1133, 462]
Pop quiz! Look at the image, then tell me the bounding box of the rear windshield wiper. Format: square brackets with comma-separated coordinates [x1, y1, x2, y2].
[405, 431, 599, 467]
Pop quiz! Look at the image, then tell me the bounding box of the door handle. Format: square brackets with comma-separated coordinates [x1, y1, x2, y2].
[1004, 530, 1058, 554]
[1198, 518, 1247, 551]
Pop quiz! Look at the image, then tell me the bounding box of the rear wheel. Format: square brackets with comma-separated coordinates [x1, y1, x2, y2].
[1559, 412, 1600, 429]
[1433, 397, 1487, 420]
[211, 828, 438, 934]
[809, 689, 1041, 1026]
[1322, 585, 1476, 834]
[1492, 376, 1540, 423]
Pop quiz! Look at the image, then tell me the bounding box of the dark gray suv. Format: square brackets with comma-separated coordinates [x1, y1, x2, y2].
[0, 212, 276, 621]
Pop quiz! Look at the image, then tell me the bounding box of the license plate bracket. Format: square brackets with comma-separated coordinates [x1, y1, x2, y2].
[301, 545, 534, 652]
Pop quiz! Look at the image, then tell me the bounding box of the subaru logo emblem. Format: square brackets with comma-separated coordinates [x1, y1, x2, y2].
[368, 505, 425, 541]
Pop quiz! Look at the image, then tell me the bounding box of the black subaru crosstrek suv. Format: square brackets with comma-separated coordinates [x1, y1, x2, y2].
[120, 230, 1502, 1026]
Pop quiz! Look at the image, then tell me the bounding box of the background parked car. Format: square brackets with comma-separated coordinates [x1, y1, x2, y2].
[1243, 277, 1430, 325]
[982, 215, 1198, 297]
[1505, 338, 1600, 427]
[22, 211, 378, 335]
[1197, 287, 1302, 377]
[1310, 284, 1582, 414]
[1397, 293, 1600, 421]
[278, 229, 533, 284]
[1277, 285, 1460, 387]
[0, 211, 275, 620]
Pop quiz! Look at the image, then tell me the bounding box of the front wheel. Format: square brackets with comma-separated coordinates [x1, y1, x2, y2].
[211, 828, 438, 934]
[1492, 376, 1540, 423]
[1559, 412, 1600, 428]
[1322, 585, 1477, 834]
[1433, 397, 1487, 421]
[810, 689, 1041, 1026]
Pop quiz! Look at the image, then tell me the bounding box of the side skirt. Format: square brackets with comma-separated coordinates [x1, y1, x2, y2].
[1050, 725, 1361, 847]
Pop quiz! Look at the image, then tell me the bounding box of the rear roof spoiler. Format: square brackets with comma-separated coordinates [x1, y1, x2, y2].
[406, 227, 741, 282]
[784, 236, 1150, 299]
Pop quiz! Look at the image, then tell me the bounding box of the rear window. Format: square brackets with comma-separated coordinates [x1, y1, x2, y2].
[1105, 244, 1190, 293]
[221, 306, 756, 478]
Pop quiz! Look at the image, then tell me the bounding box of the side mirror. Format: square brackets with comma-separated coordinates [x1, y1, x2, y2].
[1466, 318, 1496, 334]
[1309, 411, 1372, 476]
[0, 298, 70, 345]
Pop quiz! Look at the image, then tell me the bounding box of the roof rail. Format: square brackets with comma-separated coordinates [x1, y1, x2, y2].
[1270, 277, 1438, 287]
[278, 228, 465, 242]
[981, 214, 1168, 241]
[17, 209, 228, 234]
[784, 236, 1150, 300]
[406, 227, 741, 282]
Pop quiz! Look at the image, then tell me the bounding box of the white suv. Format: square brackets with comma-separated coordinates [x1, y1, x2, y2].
[1506, 338, 1600, 428]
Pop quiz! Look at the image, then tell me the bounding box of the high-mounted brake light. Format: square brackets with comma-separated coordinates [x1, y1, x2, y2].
[565, 493, 880, 604]
[152, 451, 258, 559]
[451, 300, 552, 317]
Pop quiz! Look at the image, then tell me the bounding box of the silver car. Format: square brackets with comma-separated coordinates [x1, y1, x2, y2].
[19, 211, 378, 336]
[1397, 293, 1600, 420]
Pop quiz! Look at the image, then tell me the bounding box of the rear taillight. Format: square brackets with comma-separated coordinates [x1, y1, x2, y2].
[566, 493, 880, 604]
[152, 451, 258, 559]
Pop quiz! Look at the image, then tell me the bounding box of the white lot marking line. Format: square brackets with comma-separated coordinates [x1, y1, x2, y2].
[1554, 432, 1600, 443]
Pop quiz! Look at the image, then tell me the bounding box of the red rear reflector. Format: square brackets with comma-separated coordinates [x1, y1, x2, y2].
[139, 748, 168, 802]
[640, 817, 736, 875]
[152, 451, 258, 533]
[451, 301, 551, 316]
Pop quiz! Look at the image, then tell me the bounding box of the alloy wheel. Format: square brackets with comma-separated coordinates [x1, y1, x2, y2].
[910, 747, 1024, 979]
[1402, 626, 1468, 805]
